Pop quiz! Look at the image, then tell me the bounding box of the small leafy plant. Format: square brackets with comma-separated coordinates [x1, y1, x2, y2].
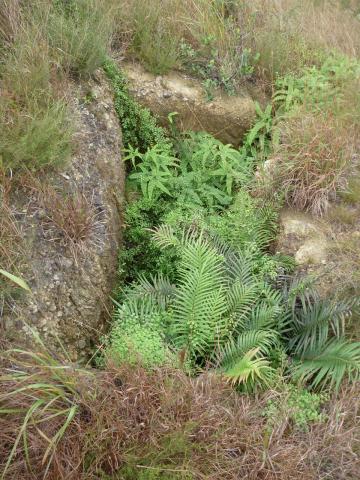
[264, 384, 328, 431]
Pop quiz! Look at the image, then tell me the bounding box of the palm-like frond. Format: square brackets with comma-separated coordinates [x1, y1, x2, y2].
[224, 251, 254, 284]
[226, 281, 259, 329]
[217, 330, 278, 367]
[172, 234, 227, 356]
[288, 299, 348, 356]
[125, 273, 176, 311]
[221, 347, 275, 391]
[292, 339, 360, 390]
[151, 224, 180, 249]
[244, 301, 282, 331]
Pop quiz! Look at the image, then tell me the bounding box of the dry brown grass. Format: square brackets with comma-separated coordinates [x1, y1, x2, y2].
[20, 176, 100, 252]
[1, 345, 359, 480]
[247, 0, 360, 61]
[0, 0, 22, 44]
[269, 110, 356, 215]
[38, 187, 98, 247]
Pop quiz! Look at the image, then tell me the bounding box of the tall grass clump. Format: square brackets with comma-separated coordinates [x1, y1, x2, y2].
[270, 111, 355, 215]
[0, 3, 67, 173]
[48, 0, 119, 77]
[121, 0, 360, 89]
[128, 0, 181, 75]
[0, 0, 120, 174]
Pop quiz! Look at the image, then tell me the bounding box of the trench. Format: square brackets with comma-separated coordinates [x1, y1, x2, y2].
[100, 60, 294, 376]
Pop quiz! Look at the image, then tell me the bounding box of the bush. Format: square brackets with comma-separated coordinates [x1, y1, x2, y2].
[103, 60, 170, 151]
[118, 196, 177, 284]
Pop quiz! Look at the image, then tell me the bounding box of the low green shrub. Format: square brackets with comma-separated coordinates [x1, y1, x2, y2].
[118, 197, 177, 285]
[264, 384, 328, 431]
[103, 60, 170, 151]
[107, 305, 174, 368]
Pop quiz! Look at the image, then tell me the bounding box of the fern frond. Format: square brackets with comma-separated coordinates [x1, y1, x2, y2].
[217, 330, 278, 367]
[244, 301, 282, 331]
[224, 251, 254, 284]
[172, 235, 228, 355]
[151, 224, 180, 249]
[226, 281, 259, 328]
[292, 339, 360, 390]
[221, 347, 275, 390]
[126, 273, 176, 310]
[289, 299, 348, 356]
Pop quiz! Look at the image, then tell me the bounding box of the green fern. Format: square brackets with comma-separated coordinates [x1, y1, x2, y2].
[217, 330, 278, 365]
[288, 295, 349, 355]
[292, 339, 360, 390]
[172, 234, 228, 356]
[221, 347, 275, 391]
[125, 273, 176, 311]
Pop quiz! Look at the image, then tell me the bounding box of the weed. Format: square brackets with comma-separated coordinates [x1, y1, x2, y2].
[0, 332, 85, 479]
[130, 0, 181, 75]
[264, 384, 328, 431]
[0, 187, 25, 301]
[36, 186, 99, 250]
[340, 175, 360, 204]
[105, 305, 174, 368]
[0, 97, 73, 173]
[328, 204, 358, 225]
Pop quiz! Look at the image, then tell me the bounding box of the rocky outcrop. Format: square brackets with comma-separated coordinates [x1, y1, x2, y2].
[2, 71, 124, 360]
[122, 61, 264, 147]
[276, 209, 328, 267]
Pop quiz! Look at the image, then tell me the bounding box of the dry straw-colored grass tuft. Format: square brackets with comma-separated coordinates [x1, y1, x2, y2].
[0, 343, 359, 480]
[269, 111, 356, 215]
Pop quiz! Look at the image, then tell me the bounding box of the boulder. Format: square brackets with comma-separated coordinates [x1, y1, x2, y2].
[276, 209, 328, 266]
[2, 71, 124, 360]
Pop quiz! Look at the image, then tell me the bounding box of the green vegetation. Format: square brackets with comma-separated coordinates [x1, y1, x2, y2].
[122, 0, 360, 91]
[103, 60, 170, 151]
[103, 60, 360, 394]
[0, 0, 120, 174]
[1, 1, 360, 479]
[264, 384, 328, 431]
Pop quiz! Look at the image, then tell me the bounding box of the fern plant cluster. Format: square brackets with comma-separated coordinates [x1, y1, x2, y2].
[105, 60, 360, 394]
[107, 227, 360, 392]
[125, 131, 252, 209]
